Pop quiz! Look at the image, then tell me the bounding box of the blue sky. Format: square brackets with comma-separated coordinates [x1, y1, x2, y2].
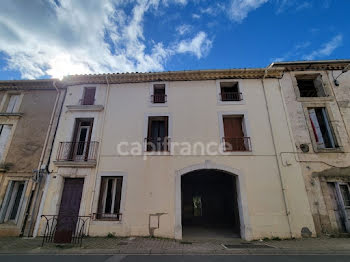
[0, 0, 348, 80]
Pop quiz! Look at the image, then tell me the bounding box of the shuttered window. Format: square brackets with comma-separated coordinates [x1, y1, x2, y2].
[82, 87, 96, 105]
[223, 116, 250, 151]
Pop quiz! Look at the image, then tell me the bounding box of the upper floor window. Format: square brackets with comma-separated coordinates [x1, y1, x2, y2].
[296, 75, 326, 97]
[145, 116, 169, 151]
[220, 82, 242, 102]
[0, 124, 12, 161]
[151, 84, 167, 104]
[2, 94, 20, 113]
[81, 87, 96, 105]
[308, 107, 337, 149]
[222, 115, 251, 151]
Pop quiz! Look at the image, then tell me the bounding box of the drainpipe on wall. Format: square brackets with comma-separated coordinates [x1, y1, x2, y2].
[86, 75, 111, 235]
[261, 69, 294, 238]
[32, 82, 67, 237]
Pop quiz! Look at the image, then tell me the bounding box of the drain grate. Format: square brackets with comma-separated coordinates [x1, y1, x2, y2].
[222, 243, 274, 249]
[180, 241, 192, 245]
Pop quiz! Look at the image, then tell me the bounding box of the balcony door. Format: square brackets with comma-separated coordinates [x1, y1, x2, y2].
[147, 116, 168, 151]
[72, 119, 93, 161]
[223, 116, 246, 151]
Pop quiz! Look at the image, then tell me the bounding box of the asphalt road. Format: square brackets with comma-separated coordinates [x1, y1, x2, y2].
[0, 255, 350, 262]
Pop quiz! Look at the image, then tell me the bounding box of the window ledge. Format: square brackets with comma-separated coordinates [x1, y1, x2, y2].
[0, 112, 23, 118]
[297, 96, 335, 102]
[66, 105, 104, 112]
[217, 101, 245, 105]
[53, 160, 97, 167]
[314, 147, 344, 153]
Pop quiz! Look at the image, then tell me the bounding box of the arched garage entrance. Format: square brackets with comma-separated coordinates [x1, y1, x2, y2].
[181, 169, 240, 239]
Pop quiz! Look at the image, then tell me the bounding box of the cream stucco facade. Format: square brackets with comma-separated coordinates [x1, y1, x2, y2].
[37, 67, 321, 241]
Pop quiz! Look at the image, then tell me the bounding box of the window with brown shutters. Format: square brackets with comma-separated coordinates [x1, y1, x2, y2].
[222, 116, 250, 151]
[146, 116, 169, 151]
[81, 87, 96, 105]
[96, 177, 123, 220]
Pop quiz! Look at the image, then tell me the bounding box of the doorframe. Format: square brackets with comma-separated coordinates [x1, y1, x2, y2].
[174, 160, 252, 240]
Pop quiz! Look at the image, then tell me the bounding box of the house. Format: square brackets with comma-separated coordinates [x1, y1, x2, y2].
[270, 60, 350, 235]
[0, 80, 65, 236]
[37, 66, 319, 242]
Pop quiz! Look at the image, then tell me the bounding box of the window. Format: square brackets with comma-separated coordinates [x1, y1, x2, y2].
[339, 184, 350, 207]
[220, 82, 242, 101]
[97, 177, 123, 220]
[222, 115, 250, 151]
[296, 75, 326, 97]
[152, 84, 166, 103]
[308, 108, 337, 149]
[0, 181, 25, 223]
[146, 116, 169, 151]
[81, 87, 96, 105]
[0, 124, 12, 161]
[2, 94, 20, 113]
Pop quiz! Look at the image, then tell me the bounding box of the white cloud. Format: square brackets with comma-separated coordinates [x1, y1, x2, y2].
[176, 31, 212, 59]
[176, 24, 192, 35]
[0, 0, 211, 79]
[228, 0, 269, 22]
[303, 34, 343, 60]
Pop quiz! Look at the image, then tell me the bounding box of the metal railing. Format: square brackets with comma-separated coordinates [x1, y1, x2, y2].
[220, 92, 243, 101]
[56, 141, 99, 162]
[299, 90, 320, 97]
[92, 213, 122, 221]
[222, 137, 251, 152]
[151, 94, 167, 103]
[41, 215, 91, 247]
[144, 137, 170, 152]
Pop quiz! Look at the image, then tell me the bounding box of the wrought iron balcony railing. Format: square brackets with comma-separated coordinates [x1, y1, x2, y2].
[144, 137, 170, 152]
[56, 141, 99, 162]
[41, 214, 90, 246]
[222, 137, 251, 152]
[151, 94, 167, 103]
[220, 92, 243, 101]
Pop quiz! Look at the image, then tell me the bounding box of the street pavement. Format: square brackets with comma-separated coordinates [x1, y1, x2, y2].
[1, 254, 350, 262]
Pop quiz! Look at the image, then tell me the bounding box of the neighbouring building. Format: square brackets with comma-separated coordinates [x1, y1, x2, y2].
[0, 80, 65, 236]
[270, 60, 350, 235]
[37, 66, 320, 242]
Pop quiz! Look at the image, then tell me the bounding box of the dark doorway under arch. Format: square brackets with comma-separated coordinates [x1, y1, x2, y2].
[181, 169, 240, 239]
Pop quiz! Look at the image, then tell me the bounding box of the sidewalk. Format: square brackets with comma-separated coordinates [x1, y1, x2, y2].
[0, 236, 349, 255]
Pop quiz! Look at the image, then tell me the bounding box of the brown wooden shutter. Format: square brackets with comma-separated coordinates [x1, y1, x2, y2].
[223, 116, 245, 151]
[83, 88, 96, 105]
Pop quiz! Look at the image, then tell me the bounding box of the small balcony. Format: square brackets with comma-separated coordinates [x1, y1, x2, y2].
[220, 92, 243, 101]
[54, 141, 99, 167]
[144, 137, 170, 152]
[222, 137, 251, 152]
[151, 94, 167, 104]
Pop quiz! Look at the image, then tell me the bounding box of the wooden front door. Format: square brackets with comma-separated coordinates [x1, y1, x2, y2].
[54, 178, 84, 243]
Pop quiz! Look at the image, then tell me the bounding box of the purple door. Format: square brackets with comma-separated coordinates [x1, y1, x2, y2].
[54, 178, 84, 243]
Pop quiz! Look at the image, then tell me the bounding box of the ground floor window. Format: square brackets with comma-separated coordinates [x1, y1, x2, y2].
[96, 177, 123, 220]
[0, 181, 26, 223]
